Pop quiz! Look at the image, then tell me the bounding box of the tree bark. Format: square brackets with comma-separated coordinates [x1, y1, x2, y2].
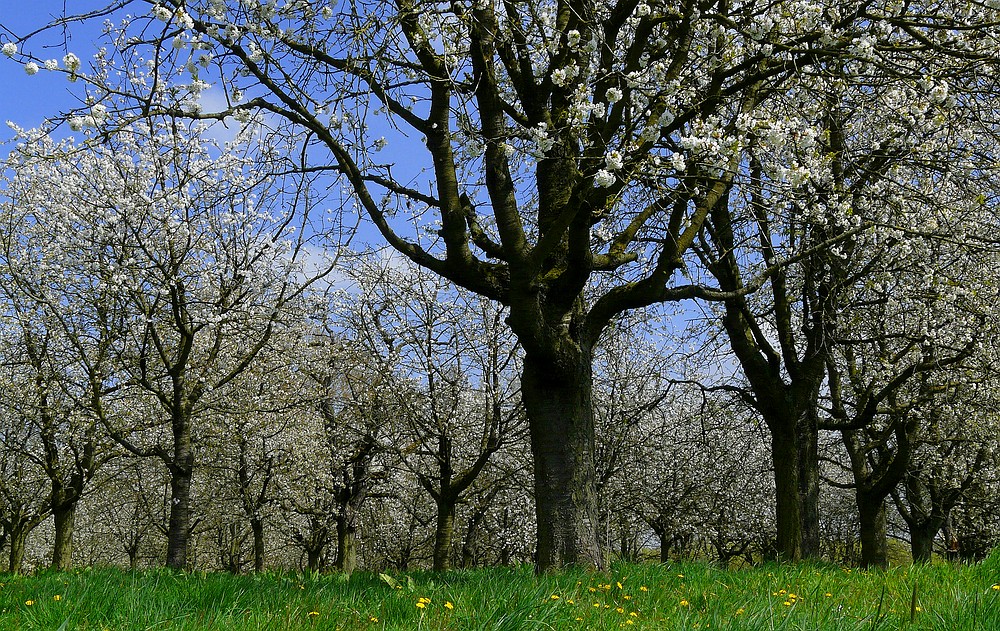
[771, 427, 803, 562]
[165, 461, 194, 570]
[521, 353, 603, 571]
[797, 412, 821, 559]
[857, 492, 889, 569]
[8, 523, 28, 574]
[910, 522, 938, 563]
[335, 515, 357, 576]
[251, 517, 265, 572]
[657, 529, 671, 563]
[432, 499, 455, 571]
[51, 502, 77, 571]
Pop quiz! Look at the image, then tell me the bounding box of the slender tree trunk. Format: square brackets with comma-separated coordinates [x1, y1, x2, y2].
[857, 492, 888, 569]
[165, 409, 195, 570]
[306, 545, 323, 572]
[51, 502, 77, 571]
[521, 353, 603, 571]
[8, 523, 28, 574]
[657, 529, 671, 563]
[771, 426, 803, 562]
[165, 463, 194, 570]
[251, 517, 265, 572]
[432, 499, 455, 571]
[335, 515, 357, 575]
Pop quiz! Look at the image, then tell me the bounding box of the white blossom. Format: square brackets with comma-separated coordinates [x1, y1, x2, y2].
[605, 151, 624, 171]
[152, 5, 172, 21]
[605, 87, 623, 104]
[2, 42, 16, 57]
[63, 53, 81, 72]
[23, 62, 39, 75]
[594, 169, 616, 188]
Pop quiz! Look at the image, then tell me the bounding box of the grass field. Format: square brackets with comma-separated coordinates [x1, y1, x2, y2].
[1, 554, 998, 630]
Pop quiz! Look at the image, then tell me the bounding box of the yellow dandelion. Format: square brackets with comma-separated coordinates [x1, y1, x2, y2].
[640, 586, 648, 592]
[550, 594, 560, 600]
[567, 599, 575, 604]
[630, 611, 639, 617]
[24, 600, 34, 606]
[594, 602, 601, 608]
[677, 574, 685, 578]
[680, 599, 690, 607]
[783, 601, 792, 606]
[915, 606, 923, 612]
[307, 611, 319, 617]
[369, 617, 379, 623]
[825, 592, 833, 598]
[623, 594, 632, 600]
[616, 607, 625, 613]
[53, 595, 62, 601]
[617, 581, 624, 590]
[626, 621, 635, 626]
[589, 587, 597, 593]
[416, 602, 426, 609]
[778, 589, 787, 595]
[576, 617, 584, 621]
[445, 601, 454, 610]
[993, 585, 1000, 591]
[735, 608, 745, 615]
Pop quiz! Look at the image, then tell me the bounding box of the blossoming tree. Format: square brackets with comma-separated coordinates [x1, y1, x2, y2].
[1, 120, 336, 569]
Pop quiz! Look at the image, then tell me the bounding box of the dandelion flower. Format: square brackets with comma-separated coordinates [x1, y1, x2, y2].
[24, 600, 34, 606]
[640, 586, 648, 592]
[680, 599, 689, 607]
[416, 602, 426, 609]
[307, 611, 319, 617]
[783, 601, 792, 606]
[550, 594, 560, 600]
[444, 601, 454, 610]
[993, 585, 1000, 591]
[53, 595, 62, 601]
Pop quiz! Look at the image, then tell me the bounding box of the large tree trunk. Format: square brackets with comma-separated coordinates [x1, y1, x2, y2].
[335, 515, 357, 575]
[771, 426, 803, 562]
[521, 353, 603, 571]
[432, 499, 455, 572]
[51, 501, 77, 571]
[797, 412, 821, 559]
[858, 492, 889, 569]
[910, 521, 939, 563]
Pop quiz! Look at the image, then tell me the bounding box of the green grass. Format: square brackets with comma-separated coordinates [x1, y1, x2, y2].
[0, 555, 998, 630]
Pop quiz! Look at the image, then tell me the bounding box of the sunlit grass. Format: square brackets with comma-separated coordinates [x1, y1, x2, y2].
[0, 553, 998, 629]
